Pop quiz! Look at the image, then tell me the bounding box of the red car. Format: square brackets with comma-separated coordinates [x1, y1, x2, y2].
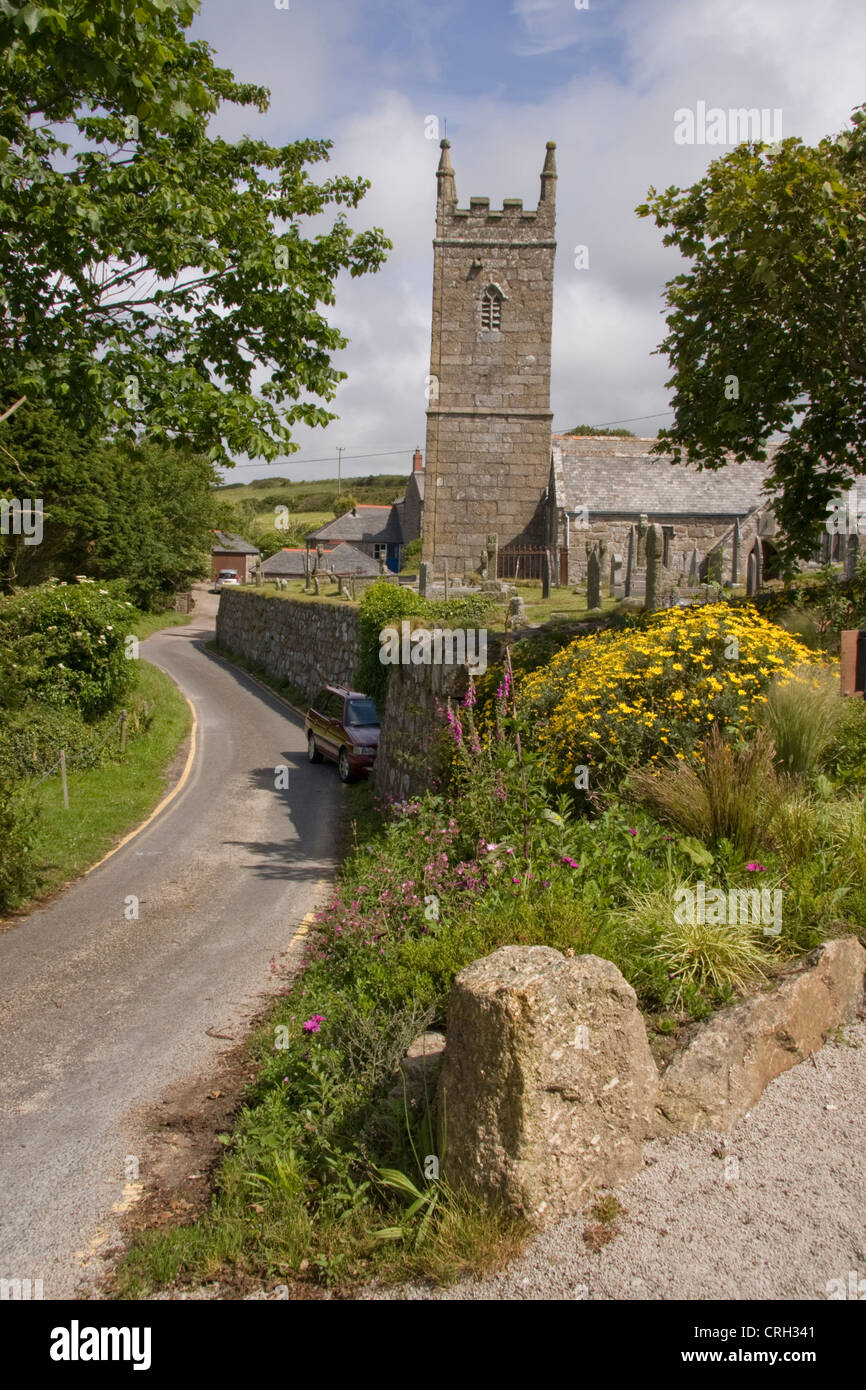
[305, 685, 380, 782]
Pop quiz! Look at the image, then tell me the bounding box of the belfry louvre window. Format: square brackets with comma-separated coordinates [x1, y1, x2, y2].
[481, 287, 502, 330]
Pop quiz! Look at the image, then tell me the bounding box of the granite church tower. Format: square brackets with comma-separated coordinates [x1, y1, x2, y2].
[421, 140, 557, 571]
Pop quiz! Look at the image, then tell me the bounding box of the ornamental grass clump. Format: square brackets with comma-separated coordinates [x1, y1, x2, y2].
[628, 726, 779, 857]
[761, 663, 843, 778]
[520, 603, 816, 793]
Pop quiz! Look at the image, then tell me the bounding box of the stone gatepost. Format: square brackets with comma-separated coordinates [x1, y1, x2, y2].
[439, 946, 659, 1227]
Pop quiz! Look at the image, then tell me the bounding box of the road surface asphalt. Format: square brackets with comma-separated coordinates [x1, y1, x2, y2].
[0, 590, 341, 1298]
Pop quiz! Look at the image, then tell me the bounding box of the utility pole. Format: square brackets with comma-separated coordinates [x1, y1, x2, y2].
[337, 446, 343, 496]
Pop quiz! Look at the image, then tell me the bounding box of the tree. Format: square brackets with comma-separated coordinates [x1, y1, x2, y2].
[333, 493, 358, 517]
[0, 398, 218, 603]
[637, 104, 866, 558]
[564, 425, 635, 437]
[0, 0, 390, 462]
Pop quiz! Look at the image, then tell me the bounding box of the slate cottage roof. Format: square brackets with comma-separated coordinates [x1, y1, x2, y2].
[308, 504, 403, 545]
[552, 436, 774, 518]
[211, 529, 261, 555]
[260, 547, 330, 577]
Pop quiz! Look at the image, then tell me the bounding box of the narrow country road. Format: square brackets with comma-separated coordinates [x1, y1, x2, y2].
[0, 590, 342, 1298]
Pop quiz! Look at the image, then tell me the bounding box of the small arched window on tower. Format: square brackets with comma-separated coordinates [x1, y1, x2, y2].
[480, 285, 503, 331]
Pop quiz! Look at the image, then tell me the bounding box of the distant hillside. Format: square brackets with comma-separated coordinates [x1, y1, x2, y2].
[216, 473, 409, 510]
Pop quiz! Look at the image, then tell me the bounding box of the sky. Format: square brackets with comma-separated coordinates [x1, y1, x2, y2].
[191, 0, 866, 485]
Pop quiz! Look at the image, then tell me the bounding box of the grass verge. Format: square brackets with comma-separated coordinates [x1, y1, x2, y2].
[19, 661, 191, 902]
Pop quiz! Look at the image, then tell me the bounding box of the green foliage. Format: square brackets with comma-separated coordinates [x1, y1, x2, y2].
[761, 666, 843, 778]
[825, 694, 866, 787]
[0, 580, 135, 716]
[0, 777, 41, 910]
[400, 537, 422, 573]
[564, 425, 636, 437]
[0, 0, 390, 462]
[637, 104, 866, 560]
[333, 494, 358, 517]
[0, 403, 218, 602]
[627, 727, 779, 857]
[613, 887, 768, 1008]
[356, 581, 428, 698]
[0, 703, 115, 779]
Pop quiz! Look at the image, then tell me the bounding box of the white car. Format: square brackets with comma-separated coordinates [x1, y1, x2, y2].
[214, 569, 240, 592]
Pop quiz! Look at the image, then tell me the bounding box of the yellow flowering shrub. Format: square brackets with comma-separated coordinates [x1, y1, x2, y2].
[520, 604, 819, 790]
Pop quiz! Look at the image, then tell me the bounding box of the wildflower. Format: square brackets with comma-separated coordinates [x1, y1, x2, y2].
[561, 855, 580, 868]
[745, 862, 766, 873]
[626, 827, 637, 836]
[302, 1014, 325, 1033]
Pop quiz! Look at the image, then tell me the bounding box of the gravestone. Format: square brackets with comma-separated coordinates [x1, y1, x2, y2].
[597, 537, 608, 592]
[706, 548, 723, 584]
[821, 532, 832, 565]
[731, 518, 741, 585]
[625, 526, 635, 598]
[746, 538, 763, 597]
[486, 533, 499, 581]
[662, 525, 675, 568]
[637, 514, 649, 565]
[687, 547, 701, 587]
[418, 560, 430, 599]
[644, 524, 663, 612]
[846, 533, 860, 581]
[610, 552, 624, 600]
[508, 594, 527, 626]
[586, 546, 601, 610]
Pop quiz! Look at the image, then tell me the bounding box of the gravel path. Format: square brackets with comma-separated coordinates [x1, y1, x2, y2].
[370, 1021, 866, 1301]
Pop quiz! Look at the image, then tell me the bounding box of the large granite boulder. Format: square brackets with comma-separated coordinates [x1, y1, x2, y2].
[439, 946, 659, 1226]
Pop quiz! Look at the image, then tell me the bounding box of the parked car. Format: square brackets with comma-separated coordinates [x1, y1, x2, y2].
[214, 569, 240, 593]
[305, 685, 380, 782]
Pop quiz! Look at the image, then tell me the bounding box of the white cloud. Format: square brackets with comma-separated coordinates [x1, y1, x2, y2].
[210, 0, 866, 482]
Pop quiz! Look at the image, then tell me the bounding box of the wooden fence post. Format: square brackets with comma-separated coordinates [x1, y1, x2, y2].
[120, 709, 128, 755]
[60, 750, 69, 810]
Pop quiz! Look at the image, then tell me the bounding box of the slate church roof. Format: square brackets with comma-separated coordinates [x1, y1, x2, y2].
[552, 436, 774, 518]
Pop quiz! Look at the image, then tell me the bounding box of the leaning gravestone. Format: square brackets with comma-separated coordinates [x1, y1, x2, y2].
[439, 946, 659, 1227]
[644, 523, 663, 611]
[586, 546, 601, 610]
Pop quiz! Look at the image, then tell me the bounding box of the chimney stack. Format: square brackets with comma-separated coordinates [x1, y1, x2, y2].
[413, 447, 423, 473]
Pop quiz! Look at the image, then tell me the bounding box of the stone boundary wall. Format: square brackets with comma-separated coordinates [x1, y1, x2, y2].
[375, 631, 509, 804]
[215, 590, 359, 703]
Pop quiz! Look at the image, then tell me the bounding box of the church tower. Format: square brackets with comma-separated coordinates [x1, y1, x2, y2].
[421, 140, 557, 571]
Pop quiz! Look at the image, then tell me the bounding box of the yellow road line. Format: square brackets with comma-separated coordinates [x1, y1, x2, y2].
[82, 690, 198, 878]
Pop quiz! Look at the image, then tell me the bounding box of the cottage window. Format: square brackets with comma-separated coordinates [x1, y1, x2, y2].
[481, 287, 502, 330]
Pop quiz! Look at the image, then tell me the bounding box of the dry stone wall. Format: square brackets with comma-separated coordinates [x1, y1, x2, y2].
[215, 590, 359, 703]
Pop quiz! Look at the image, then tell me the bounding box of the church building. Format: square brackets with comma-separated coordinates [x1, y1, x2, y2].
[420, 140, 784, 589]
